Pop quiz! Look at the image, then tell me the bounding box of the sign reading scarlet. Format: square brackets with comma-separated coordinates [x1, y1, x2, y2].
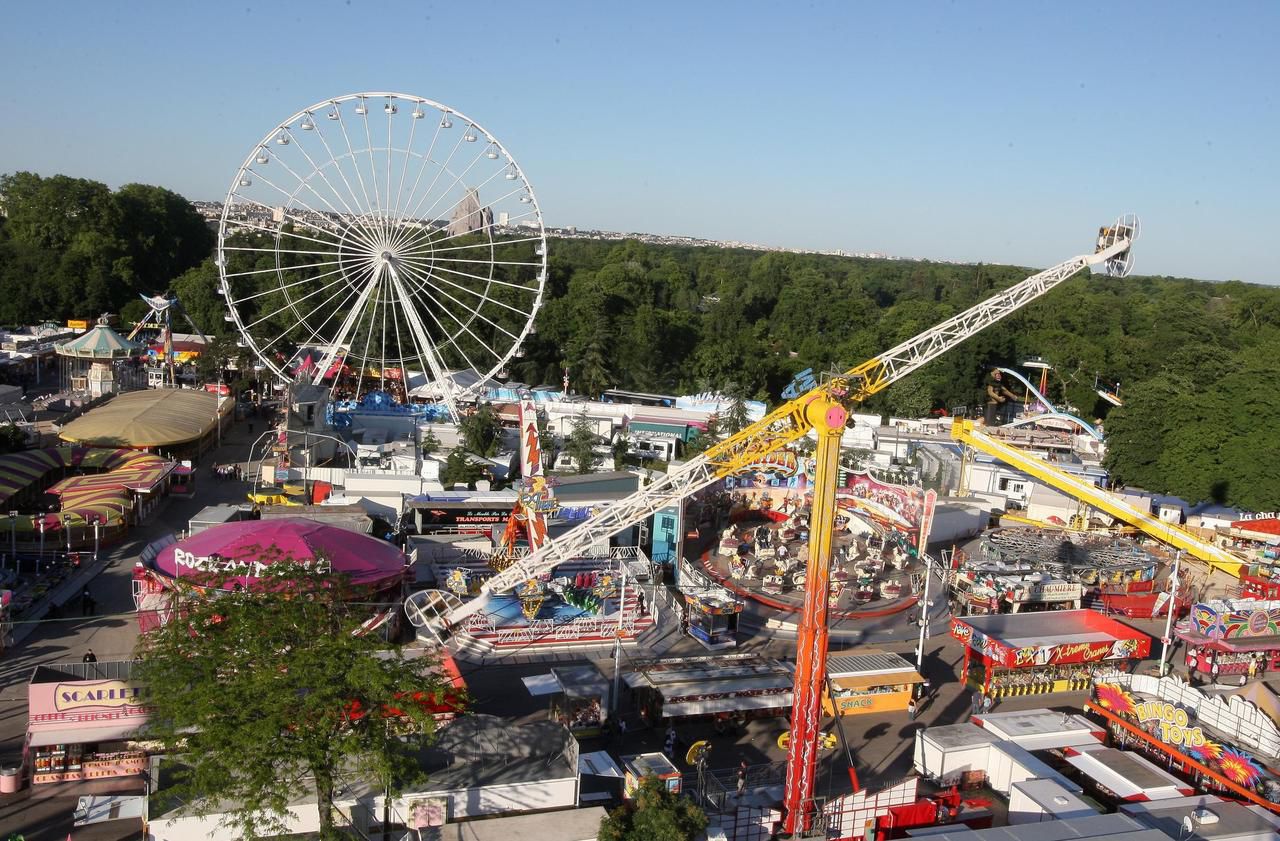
[54, 680, 147, 712]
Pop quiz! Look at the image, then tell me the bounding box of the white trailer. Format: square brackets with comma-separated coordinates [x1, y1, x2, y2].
[1008, 778, 1099, 824]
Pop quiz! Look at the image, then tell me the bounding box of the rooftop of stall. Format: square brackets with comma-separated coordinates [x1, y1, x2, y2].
[905, 812, 1168, 841]
[1121, 795, 1280, 841]
[1007, 778, 1100, 825]
[622, 654, 794, 717]
[827, 649, 922, 686]
[1061, 744, 1193, 802]
[951, 610, 1151, 664]
[522, 664, 611, 703]
[28, 660, 149, 746]
[972, 709, 1106, 750]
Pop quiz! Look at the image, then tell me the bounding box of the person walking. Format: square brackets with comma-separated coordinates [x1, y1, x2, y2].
[982, 693, 994, 714]
[907, 698, 918, 720]
[82, 649, 97, 664]
[736, 760, 748, 799]
[80, 588, 95, 617]
[664, 725, 676, 760]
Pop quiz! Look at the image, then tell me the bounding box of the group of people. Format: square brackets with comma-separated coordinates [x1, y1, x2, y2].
[213, 464, 243, 481]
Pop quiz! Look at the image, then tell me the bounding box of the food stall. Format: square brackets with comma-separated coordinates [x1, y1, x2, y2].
[1177, 599, 1280, 676]
[622, 752, 682, 797]
[683, 591, 742, 650]
[26, 660, 150, 785]
[951, 610, 1150, 699]
[521, 664, 610, 738]
[823, 649, 922, 716]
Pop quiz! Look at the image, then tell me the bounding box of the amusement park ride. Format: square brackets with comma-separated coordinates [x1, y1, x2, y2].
[127, 292, 209, 388]
[405, 216, 1142, 835]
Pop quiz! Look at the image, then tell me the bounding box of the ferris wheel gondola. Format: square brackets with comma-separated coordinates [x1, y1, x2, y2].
[217, 92, 547, 419]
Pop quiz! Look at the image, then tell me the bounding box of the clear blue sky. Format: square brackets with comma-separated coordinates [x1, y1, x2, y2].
[1, 1, 1276, 282]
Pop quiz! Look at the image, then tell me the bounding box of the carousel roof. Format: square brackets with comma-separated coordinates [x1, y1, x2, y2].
[151, 517, 405, 589]
[55, 324, 142, 359]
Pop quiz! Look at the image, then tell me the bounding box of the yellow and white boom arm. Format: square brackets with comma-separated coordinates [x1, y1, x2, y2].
[443, 219, 1138, 625]
[951, 418, 1245, 575]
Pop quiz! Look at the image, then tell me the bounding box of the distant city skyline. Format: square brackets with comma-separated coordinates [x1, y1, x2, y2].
[0, 1, 1276, 283]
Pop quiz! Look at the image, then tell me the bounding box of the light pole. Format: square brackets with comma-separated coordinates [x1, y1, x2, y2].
[93, 515, 102, 561]
[8, 510, 16, 566]
[915, 551, 934, 667]
[612, 556, 628, 715]
[37, 517, 45, 570]
[1160, 550, 1183, 676]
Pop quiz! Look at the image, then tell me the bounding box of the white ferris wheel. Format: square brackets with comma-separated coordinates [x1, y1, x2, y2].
[216, 92, 547, 418]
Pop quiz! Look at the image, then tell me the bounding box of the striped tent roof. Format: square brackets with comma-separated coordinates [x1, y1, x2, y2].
[55, 325, 142, 359]
[0, 446, 173, 531]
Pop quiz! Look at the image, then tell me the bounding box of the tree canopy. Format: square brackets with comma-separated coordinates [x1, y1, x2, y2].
[0, 172, 212, 324]
[133, 565, 459, 840]
[5, 169, 1279, 506]
[598, 775, 709, 841]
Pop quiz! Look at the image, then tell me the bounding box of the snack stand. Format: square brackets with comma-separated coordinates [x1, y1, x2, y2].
[951, 610, 1150, 699]
[26, 661, 150, 785]
[823, 649, 922, 716]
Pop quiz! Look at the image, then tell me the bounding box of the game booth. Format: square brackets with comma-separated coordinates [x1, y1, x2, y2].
[1086, 670, 1280, 809]
[1177, 599, 1280, 677]
[951, 610, 1151, 699]
[824, 650, 923, 717]
[24, 660, 150, 788]
[622, 654, 794, 726]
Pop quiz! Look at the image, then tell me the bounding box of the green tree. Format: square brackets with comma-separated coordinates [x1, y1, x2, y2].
[563, 412, 600, 474]
[421, 427, 441, 457]
[598, 775, 708, 841]
[133, 565, 458, 840]
[884, 377, 933, 419]
[722, 392, 751, 435]
[441, 448, 484, 489]
[612, 431, 630, 470]
[0, 424, 27, 454]
[460, 403, 502, 457]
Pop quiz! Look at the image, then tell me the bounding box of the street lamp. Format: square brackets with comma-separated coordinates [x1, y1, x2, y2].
[8, 510, 16, 567]
[93, 514, 102, 561]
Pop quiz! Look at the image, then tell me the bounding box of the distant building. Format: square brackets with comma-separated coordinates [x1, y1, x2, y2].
[447, 187, 493, 237]
[497, 211, 510, 227]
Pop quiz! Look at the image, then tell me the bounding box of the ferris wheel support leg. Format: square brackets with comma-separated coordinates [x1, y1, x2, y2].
[782, 396, 847, 836]
[385, 263, 460, 422]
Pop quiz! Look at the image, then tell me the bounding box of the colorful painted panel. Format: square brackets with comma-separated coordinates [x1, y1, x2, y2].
[1190, 601, 1280, 639]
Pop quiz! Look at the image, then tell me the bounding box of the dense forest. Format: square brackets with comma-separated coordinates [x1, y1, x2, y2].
[2, 172, 1278, 509]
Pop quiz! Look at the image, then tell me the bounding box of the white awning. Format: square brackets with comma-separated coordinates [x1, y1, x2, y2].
[28, 720, 143, 747]
[1062, 745, 1191, 802]
[623, 671, 650, 689]
[663, 692, 793, 718]
[522, 673, 562, 696]
[578, 751, 624, 778]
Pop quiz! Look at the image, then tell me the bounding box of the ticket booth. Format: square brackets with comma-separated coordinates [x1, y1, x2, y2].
[623, 752, 681, 798]
[684, 593, 742, 650]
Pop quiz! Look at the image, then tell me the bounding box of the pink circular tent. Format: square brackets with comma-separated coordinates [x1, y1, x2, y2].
[152, 518, 405, 590]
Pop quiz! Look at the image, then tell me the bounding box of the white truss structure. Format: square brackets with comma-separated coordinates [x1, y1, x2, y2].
[445, 219, 1139, 627]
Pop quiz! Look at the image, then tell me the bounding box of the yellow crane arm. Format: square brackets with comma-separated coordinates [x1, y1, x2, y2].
[951, 418, 1246, 576]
